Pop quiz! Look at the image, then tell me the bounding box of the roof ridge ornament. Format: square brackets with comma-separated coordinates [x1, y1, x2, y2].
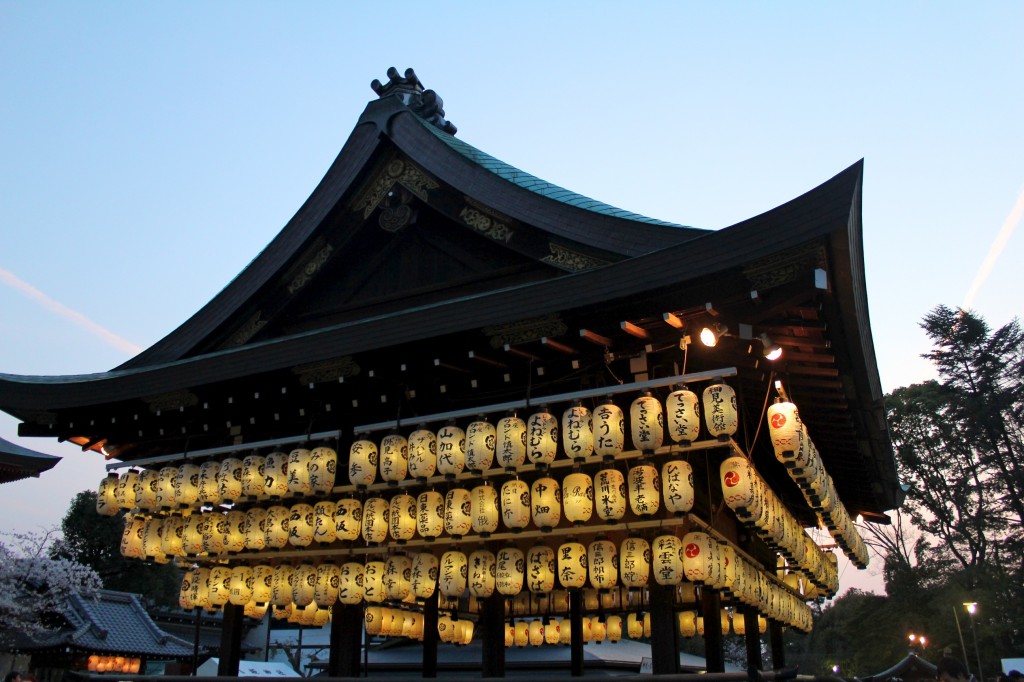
[371, 67, 457, 135]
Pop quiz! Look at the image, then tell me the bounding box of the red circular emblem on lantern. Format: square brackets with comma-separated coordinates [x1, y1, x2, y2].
[684, 543, 700, 558]
[770, 413, 787, 429]
[723, 471, 740, 488]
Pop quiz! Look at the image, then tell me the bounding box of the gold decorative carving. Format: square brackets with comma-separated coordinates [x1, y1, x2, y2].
[144, 390, 199, 414]
[358, 158, 438, 219]
[458, 204, 515, 244]
[225, 312, 267, 348]
[484, 314, 568, 349]
[287, 244, 334, 294]
[293, 357, 362, 385]
[744, 243, 828, 290]
[541, 243, 607, 272]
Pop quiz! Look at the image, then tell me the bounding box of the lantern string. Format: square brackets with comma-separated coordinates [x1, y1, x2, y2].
[744, 370, 776, 455]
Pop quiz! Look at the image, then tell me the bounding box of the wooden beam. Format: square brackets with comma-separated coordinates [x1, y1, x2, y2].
[468, 350, 508, 368]
[503, 344, 541, 361]
[620, 320, 649, 339]
[579, 328, 612, 347]
[662, 312, 684, 328]
[541, 337, 577, 354]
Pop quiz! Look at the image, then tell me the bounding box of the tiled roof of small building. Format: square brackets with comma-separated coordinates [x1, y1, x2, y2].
[0, 436, 60, 484]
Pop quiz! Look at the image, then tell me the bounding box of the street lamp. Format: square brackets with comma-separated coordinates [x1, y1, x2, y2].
[964, 602, 983, 682]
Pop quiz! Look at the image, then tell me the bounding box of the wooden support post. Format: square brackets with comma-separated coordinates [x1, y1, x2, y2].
[743, 606, 763, 680]
[481, 592, 506, 678]
[423, 590, 439, 678]
[328, 602, 363, 677]
[702, 589, 725, 673]
[217, 603, 244, 677]
[650, 583, 679, 674]
[770, 619, 786, 669]
[570, 589, 584, 677]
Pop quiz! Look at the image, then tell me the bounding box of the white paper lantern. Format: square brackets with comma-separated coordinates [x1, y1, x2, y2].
[264, 505, 291, 549]
[607, 614, 623, 642]
[525, 545, 556, 594]
[135, 469, 159, 512]
[229, 565, 254, 606]
[362, 497, 390, 544]
[250, 565, 274, 605]
[703, 382, 739, 439]
[444, 488, 473, 538]
[630, 393, 664, 452]
[661, 460, 694, 515]
[436, 423, 466, 477]
[439, 550, 468, 598]
[141, 516, 165, 562]
[286, 448, 313, 496]
[309, 444, 337, 494]
[652, 534, 684, 585]
[557, 542, 587, 589]
[561, 403, 593, 461]
[496, 547, 525, 595]
[380, 433, 409, 484]
[563, 471, 594, 525]
[720, 456, 760, 514]
[288, 503, 314, 546]
[588, 539, 619, 591]
[619, 537, 650, 589]
[333, 498, 362, 542]
[593, 401, 625, 460]
[505, 623, 515, 648]
[174, 464, 200, 508]
[594, 468, 627, 522]
[161, 515, 185, 557]
[116, 470, 139, 510]
[411, 552, 439, 599]
[338, 562, 364, 605]
[363, 560, 385, 603]
[471, 483, 500, 536]
[203, 511, 228, 555]
[531, 477, 561, 530]
[225, 510, 246, 553]
[364, 606, 384, 635]
[767, 401, 802, 456]
[189, 567, 211, 611]
[500, 478, 531, 530]
[389, 493, 417, 542]
[545, 619, 561, 645]
[627, 612, 643, 639]
[681, 531, 714, 583]
[417, 490, 444, 540]
[628, 462, 661, 516]
[181, 512, 205, 556]
[408, 427, 437, 480]
[496, 415, 527, 471]
[468, 549, 496, 598]
[513, 620, 529, 647]
[179, 569, 198, 610]
[384, 554, 412, 600]
[264, 450, 290, 498]
[678, 610, 697, 637]
[241, 454, 267, 500]
[527, 409, 559, 467]
[348, 438, 378, 487]
[156, 466, 177, 510]
[666, 386, 701, 444]
[527, 619, 543, 646]
[208, 566, 232, 608]
[198, 461, 221, 505]
[218, 458, 243, 503]
[466, 420, 496, 473]
[313, 500, 337, 543]
[97, 474, 119, 516]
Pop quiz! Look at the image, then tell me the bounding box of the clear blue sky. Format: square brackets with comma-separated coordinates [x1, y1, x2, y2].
[2, 2, 1021, 595]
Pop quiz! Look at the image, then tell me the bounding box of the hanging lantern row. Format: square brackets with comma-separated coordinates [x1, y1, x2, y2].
[366, 606, 428, 641]
[505, 615, 624, 647]
[86, 656, 142, 674]
[766, 401, 869, 568]
[676, 610, 770, 638]
[719, 456, 839, 595]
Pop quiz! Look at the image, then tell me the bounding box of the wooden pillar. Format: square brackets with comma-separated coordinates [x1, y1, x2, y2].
[481, 592, 506, 677]
[742, 606, 763, 679]
[569, 589, 584, 677]
[422, 590, 439, 678]
[701, 589, 725, 673]
[770, 619, 786, 669]
[217, 603, 244, 676]
[328, 602, 363, 677]
[649, 583, 679, 674]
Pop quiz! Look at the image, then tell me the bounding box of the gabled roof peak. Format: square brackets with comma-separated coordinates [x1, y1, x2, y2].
[371, 66, 457, 135]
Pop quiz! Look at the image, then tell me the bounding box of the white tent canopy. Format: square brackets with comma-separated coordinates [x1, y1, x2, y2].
[196, 659, 299, 677]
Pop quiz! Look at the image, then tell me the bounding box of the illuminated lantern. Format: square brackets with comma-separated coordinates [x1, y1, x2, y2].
[593, 400, 624, 460]
[198, 460, 221, 505]
[661, 460, 694, 515]
[161, 515, 185, 557]
[455, 619, 475, 645]
[561, 403, 593, 462]
[225, 510, 246, 553]
[652, 534, 684, 586]
[514, 621, 529, 647]
[437, 615, 456, 643]
[141, 516, 165, 561]
[116, 469, 139, 510]
[444, 488, 473, 538]
[384, 554, 412, 600]
[594, 469, 626, 522]
[627, 612, 643, 639]
[703, 381, 738, 439]
[531, 477, 561, 530]
[179, 569, 198, 609]
[545, 619, 561, 645]
[380, 432, 409, 484]
[288, 503, 315, 547]
[630, 392, 664, 452]
[767, 400, 802, 456]
[436, 423, 466, 477]
[348, 438, 378, 487]
[181, 512, 205, 556]
[364, 606, 384, 635]
[208, 566, 232, 608]
[408, 427, 437, 480]
[666, 386, 701, 444]
[203, 511, 229, 555]
[242, 453, 266, 499]
[583, 589, 600, 611]
[271, 604, 293, 621]
[251, 565, 274, 605]
[732, 612, 747, 635]
[468, 549, 495, 598]
[238, 508, 265, 552]
[264, 450, 290, 498]
[563, 471, 594, 525]
[362, 497, 390, 545]
[557, 542, 587, 589]
[244, 601, 268, 621]
[333, 497, 362, 541]
[496, 547, 525, 595]
[417, 491, 444, 540]
[619, 536, 650, 589]
[312, 500, 337, 543]
[643, 612, 652, 638]
[338, 562, 364, 605]
[156, 466, 177, 510]
[720, 542, 738, 593]
[466, 419, 496, 473]
[496, 414, 527, 471]
[264, 505, 290, 549]
[525, 545, 556, 594]
[363, 560, 385, 603]
[285, 447, 312, 496]
[471, 483, 500, 536]
[607, 615, 623, 642]
[389, 494, 417, 542]
[97, 474, 119, 516]
[591, 619, 607, 643]
[627, 462, 661, 516]
[505, 623, 515, 648]
[412, 552, 439, 599]
[189, 567, 211, 611]
[588, 538, 618, 591]
[135, 468, 159, 512]
[681, 531, 714, 583]
[720, 456, 759, 513]
[527, 409, 559, 467]
[758, 615, 767, 634]
[229, 566, 254, 605]
[309, 444, 337, 494]
[217, 457, 243, 503]
[528, 619, 544, 646]
[678, 610, 697, 637]
[439, 551, 468, 598]
[500, 479, 530, 530]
